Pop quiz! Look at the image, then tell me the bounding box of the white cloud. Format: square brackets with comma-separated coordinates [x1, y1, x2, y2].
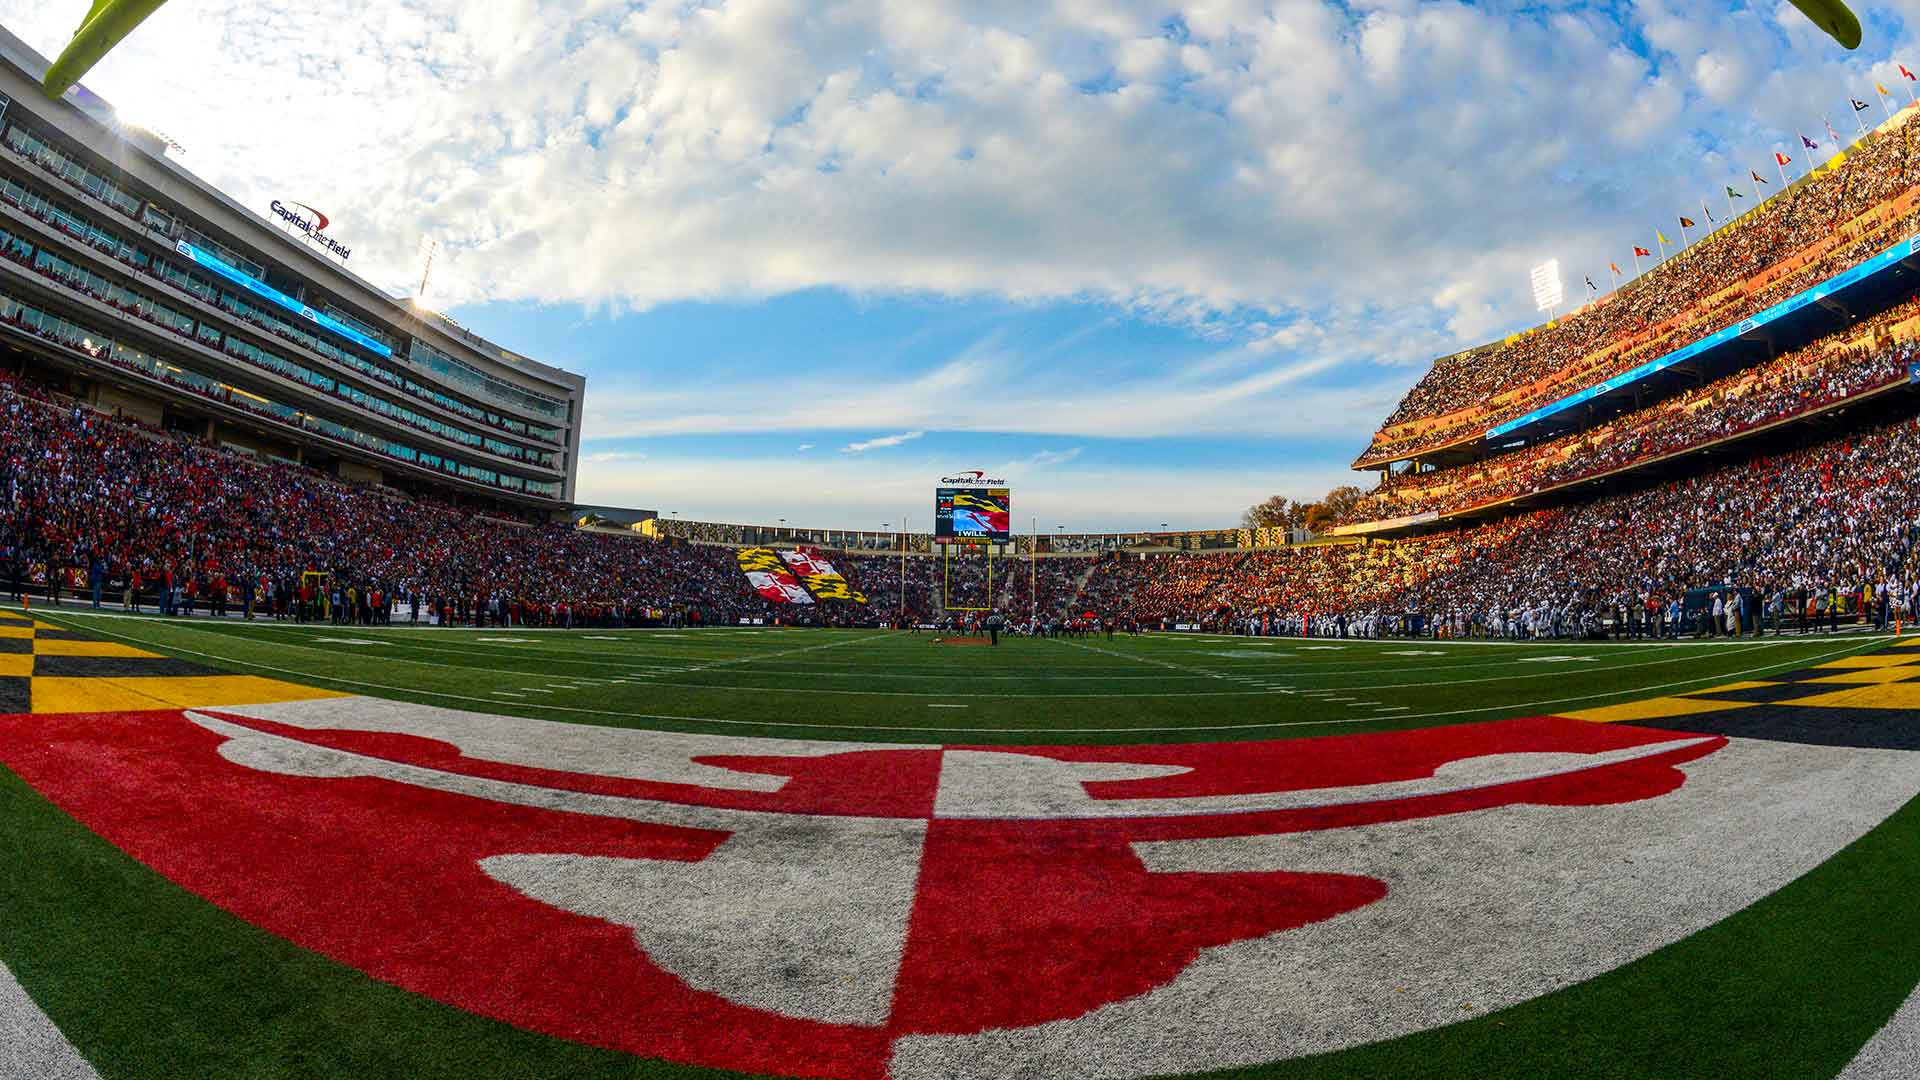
[11, 0, 1912, 353]
[580, 339, 1383, 442]
[796, 442, 815, 451]
[840, 430, 925, 453]
[578, 453, 1349, 532]
[8, 0, 1918, 493]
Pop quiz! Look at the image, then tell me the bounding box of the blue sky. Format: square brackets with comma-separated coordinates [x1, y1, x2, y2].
[6, 0, 1920, 529]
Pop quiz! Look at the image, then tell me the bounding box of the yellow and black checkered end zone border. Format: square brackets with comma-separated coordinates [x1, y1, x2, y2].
[1564, 637, 1920, 750]
[0, 609, 342, 715]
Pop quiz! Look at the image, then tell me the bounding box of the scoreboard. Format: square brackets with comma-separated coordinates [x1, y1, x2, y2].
[934, 483, 1011, 543]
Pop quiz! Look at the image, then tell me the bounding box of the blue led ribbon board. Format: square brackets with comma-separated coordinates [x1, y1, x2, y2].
[173, 240, 393, 359]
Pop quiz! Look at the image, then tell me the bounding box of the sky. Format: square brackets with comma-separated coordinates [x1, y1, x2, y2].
[4, 0, 1920, 531]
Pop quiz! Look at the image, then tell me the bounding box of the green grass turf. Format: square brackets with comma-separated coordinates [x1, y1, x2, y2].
[6, 602, 1916, 1079]
[15, 603, 1894, 745]
[3, 739, 1916, 1080]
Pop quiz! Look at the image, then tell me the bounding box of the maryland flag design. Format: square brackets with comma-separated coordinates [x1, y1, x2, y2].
[781, 548, 869, 605]
[734, 547, 868, 605]
[736, 547, 815, 605]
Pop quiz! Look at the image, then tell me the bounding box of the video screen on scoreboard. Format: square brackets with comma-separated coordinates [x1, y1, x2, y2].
[935, 487, 1011, 542]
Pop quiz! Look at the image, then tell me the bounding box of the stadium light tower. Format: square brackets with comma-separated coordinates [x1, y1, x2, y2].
[1530, 260, 1565, 319]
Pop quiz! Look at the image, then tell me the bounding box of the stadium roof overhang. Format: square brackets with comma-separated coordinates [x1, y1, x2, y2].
[1477, 234, 1920, 451]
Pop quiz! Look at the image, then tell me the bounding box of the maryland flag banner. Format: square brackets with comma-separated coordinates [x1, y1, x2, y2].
[780, 548, 869, 605]
[736, 547, 815, 605]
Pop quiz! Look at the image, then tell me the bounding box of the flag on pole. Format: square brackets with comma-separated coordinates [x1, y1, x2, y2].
[1853, 98, 1871, 110]
[1904, 63, 1920, 104]
[1610, 261, 1622, 274]
[1631, 247, 1648, 274]
[1585, 275, 1597, 293]
[1752, 170, 1769, 183]
[1632, 247, 1652, 257]
[1852, 99, 1869, 138]
[1774, 152, 1791, 187]
[1704, 200, 1716, 223]
[1827, 117, 1842, 145]
[1678, 217, 1695, 228]
[1657, 231, 1671, 245]
[1802, 133, 1819, 149]
[1727, 185, 1743, 199]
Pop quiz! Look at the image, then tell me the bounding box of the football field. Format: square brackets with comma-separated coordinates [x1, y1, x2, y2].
[7, 605, 1896, 742]
[6, 603, 1920, 1080]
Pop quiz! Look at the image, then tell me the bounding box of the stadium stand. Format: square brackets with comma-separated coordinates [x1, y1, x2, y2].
[0, 369, 751, 627]
[0, 39, 585, 511]
[1358, 108, 1920, 468]
[5, 298, 1918, 640]
[1344, 300, 1920, 524]
[1097, 411, 1920, 638]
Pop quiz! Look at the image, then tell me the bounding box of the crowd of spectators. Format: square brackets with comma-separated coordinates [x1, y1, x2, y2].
[1345, 307, 1920, 524]
[1361, 111, 1920, 465]
[834, 551, 1088, 623]
[0, 369, 766, 627]
[6, 355, 1918, 642]
[1094, 412, 1920, 638]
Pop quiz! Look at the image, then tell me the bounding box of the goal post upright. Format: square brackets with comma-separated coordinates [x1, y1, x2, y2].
[938, 539, 992, 613]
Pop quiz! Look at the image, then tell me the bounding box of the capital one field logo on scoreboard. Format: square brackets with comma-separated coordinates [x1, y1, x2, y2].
[14, 698, 1909, 1078]
[938, 469, 1008, 485]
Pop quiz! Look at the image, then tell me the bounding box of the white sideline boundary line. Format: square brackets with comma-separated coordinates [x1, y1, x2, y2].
[0, 959, 99, 1080]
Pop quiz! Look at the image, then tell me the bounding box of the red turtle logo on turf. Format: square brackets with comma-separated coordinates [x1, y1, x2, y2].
[0, 705, 1731, 1079]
